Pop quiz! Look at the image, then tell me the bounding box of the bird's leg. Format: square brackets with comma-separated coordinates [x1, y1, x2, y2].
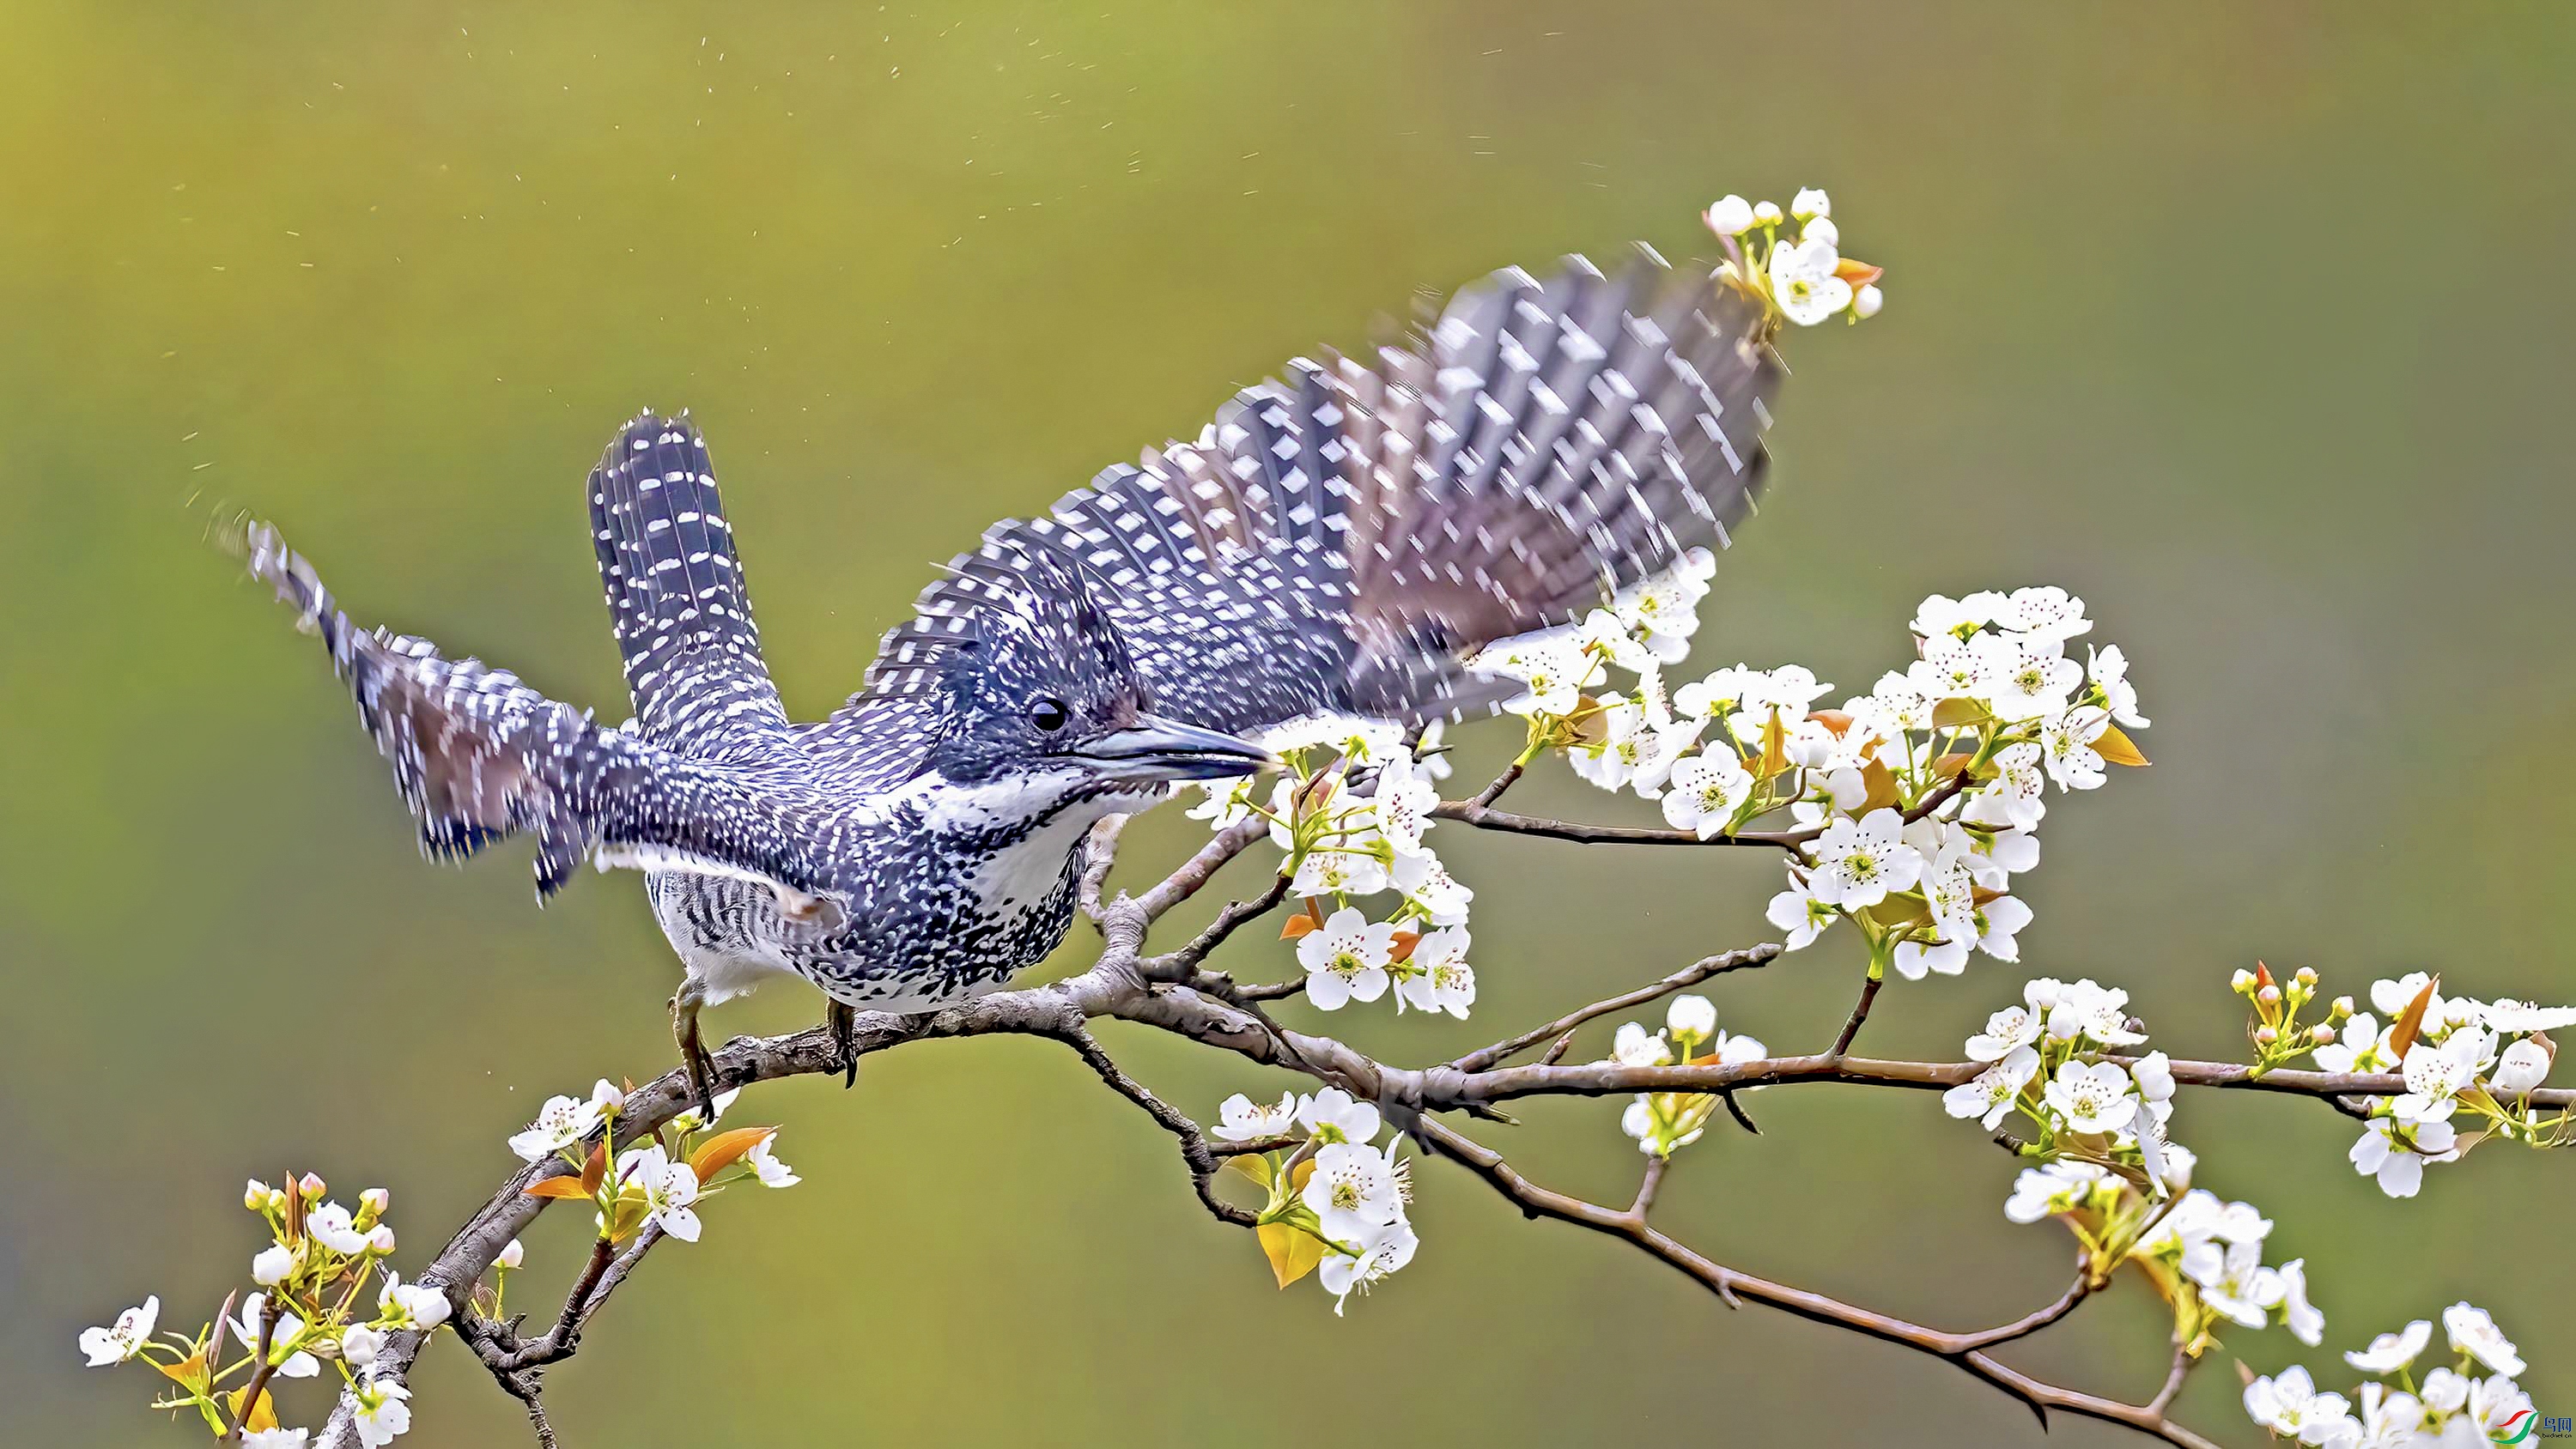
[670, 980, 719, 1120]
[825, 1000, 859, 1088]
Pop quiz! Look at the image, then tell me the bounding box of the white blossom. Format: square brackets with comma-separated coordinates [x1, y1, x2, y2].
[1611, 1021, 1673, 1068]
[2242, 1365, 2352, 1445]
[1390, 849, 1473, 926]
[233, 1294, 321, 1378]
[1704, 194, 1754, 236]
[252, 1244, 296, 1288]
[613, 1145, 703, 1244]
[1965, 1005, 2041, 1062]
[2189, 1238, 2283, 1329]
[1395, 927, 1476, 1019]
[1296, 1088, 1382, 1145]
[2312, 1012, 2392, 1075]
[1791, 186, 1832, 220]
[1910, 593, 2000, 640]
[2087, 644, 2149, 727]
[1767, 234, 1852, 326]
[1319, 1218, 1418, 1317]
[2394, 1027, 2492, 1123]
[2000, 586, 2092, 641]
[2041, 1059, 2138, 1135]
[507, 1093, 607, 1163]
[2343, 1319, 2432, 1374]
[1214, 1091, 1297, 1143]
[1806, 808, 1923, 908]
[1942, 1046, 2038, 1130]
[495, 1239, 525, 1270]
[1981, 635, 2082, 722]
[351, 1373, 411, 1447]
[2442, 1301, 2524, 1376]
[1297, 908, 1397, 1009]
[2275, 1257, 2324, 1347]
[2480, 998, 2576, 1034]
[341, 1324, 386, 1370]
[1660, 752, 1753, 839]
[2043, 979, 2147, 1046]
[77, 1295, 158, 1367]
[2348, 1116, 2456, 1198]
[1965, 743, 2049, 832]
[242, 1431, 310, 1449]
[1765, 882, 1837, 950]
[307, 1202, 369, 1257]
[2489, 1038, 2550, 1094]
[1287, 842, 1389, 898]
[2002, 1161, 2106, 1224]
[1610, 549, 1716, 661]
[1302, 1141, 1403, 1245]
[1666, 994, 1718, 1044]
[374, 1274, 452, 1333]
[2038, 706, 2111, 791]
[745, 1136, 801, 1189]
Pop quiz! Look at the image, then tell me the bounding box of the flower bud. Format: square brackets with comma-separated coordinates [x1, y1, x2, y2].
[246, 1179, 272, 1211]
[2254, 1025, 2279, 1046]
[2257, 985, 2281, 1008]
[368, 1225, 398, 1254]
[359, 1187, 391, 1216]
[252, 1244, 295, 1288]
[1752, 200, 1784, 227]
[2330, 995, 2354, 1019]
[1666, 994, 1718, 1044]
[496, 1238, 526, 1270]
[591, 1079, 626, 1113]
[2311, 1023, 2337, 1046]
[2231, 968, 2257, 993]
[299, 1173, 326, 1202]
[2293, 966, 2318, 988]
[1802, 215, 1840, 249]
[1853, 284, 1884, 320]
[2491, 1039, 2551, 1094]
[1704, 195, 1754, 237]
[1791, 186, 1831, 220]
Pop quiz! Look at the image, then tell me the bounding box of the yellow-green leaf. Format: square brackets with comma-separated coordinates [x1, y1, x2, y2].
[2095, 724, 2151, 767]
[1256, 1222, 1325, 1288]
[1864, 897, 1931, 930]
[1222, 1155, 1273, 1189]
[1757, 709, 1788, 782]
[1931, 698, 1990, 730]
[689, 1127, 778, 1184]
[1858, 757, 1900, 814]
[2387, 975, 2440, 1059]
[522, 1176, 591, 1200]
[1289, 1157, 1316, 1193]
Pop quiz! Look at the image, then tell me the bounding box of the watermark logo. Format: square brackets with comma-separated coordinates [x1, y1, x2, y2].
[2494, 1410, 2576, 1444]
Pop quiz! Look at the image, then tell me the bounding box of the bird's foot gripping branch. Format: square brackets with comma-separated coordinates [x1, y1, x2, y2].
[94, 565, 2570, 1449]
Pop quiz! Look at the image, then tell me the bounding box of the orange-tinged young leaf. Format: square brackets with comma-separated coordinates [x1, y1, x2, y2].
[580, 1141, 607, 1196]
[1223, 1155, 1274, 1189]
[1279, 913, 1320, 941]
[153, 1349, 209, 1392]
[1290, 1157, 1317, 1193]
[1807, 709, 1854, 737]
[1257, 1222, 1326, 1288]
[1932, 751, 1978, 779]
[2254, 961, 2275, 991]
[690, 1127, 779, 1184]
[1388, 931, 1422, 964]
[522, 1176, 591, 1200]
[2388, 975, 2440, 1059]
[1859, 757, 1901, 814]
[228, 1385, 279, 1432]
[1833, 258, 1885, 288]
[283, 1175, 305, 1243]
[2094, 724, 2151, 767]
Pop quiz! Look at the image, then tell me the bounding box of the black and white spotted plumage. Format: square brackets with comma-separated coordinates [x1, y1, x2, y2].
[251, 248, 1783, 1014]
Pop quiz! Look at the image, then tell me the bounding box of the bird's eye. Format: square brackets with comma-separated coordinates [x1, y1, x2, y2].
[1030, 697, 1071, 732]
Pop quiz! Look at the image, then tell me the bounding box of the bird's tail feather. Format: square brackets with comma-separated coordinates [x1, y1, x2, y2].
[240, 519, 836, 909]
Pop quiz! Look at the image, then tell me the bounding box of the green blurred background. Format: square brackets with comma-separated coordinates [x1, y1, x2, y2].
[7, 3, 2572, 1444]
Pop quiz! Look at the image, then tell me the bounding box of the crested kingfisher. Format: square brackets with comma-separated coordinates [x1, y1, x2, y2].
[244, 248, 1783, 1113]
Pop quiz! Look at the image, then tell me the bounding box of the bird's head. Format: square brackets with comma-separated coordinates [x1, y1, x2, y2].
[925, 549, 1274, 796]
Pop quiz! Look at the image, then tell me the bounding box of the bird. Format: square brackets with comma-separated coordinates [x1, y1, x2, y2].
[241, 246, 1785, 1115]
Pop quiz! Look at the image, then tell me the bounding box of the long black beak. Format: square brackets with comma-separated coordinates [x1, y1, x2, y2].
[1072, 712, 1279, 783]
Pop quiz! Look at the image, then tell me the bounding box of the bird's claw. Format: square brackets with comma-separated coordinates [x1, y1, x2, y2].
[826, 1000, 859, 1088]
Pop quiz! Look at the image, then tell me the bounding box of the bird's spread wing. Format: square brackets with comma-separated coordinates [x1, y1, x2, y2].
[244, 523, 844, 912]
[836, 247, 1781, 745]
[588, 413, 799, 767]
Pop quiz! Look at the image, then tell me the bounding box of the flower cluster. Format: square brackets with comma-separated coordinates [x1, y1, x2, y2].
[78, 1174, 448, 1446]
[1603, 994, 1768, 1157]
[2245, 1302, 2530, 1446]
[1480, 584, 2144, 986]
[1213, 1088, 1417, 1314]
[513, 1079, 800, 1246]
[1189, 721, 1475, 1016]
[2237, 967, 2573, 1197]
[1704, 186, 1885, 326]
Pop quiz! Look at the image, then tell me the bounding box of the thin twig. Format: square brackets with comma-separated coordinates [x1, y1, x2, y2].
[1048, 1022, 1259, 1228]
[223, 1294, 283, 1444]
[1828, 970, 1884, 1059]
[1432, 770, 1972, 853]
[1450, 943, 1787, 1073]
